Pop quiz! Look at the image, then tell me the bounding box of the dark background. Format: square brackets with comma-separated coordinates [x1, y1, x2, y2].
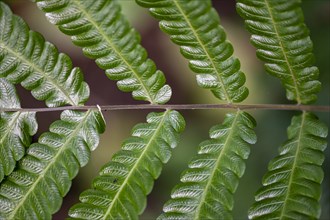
[4, 0, 330, 219]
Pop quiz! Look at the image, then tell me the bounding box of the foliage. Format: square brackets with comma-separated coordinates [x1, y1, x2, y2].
[69, 110, 185, 219]
[248, 112, 328, 219]
[159, 111, 256, 220]
[136, 0, 249, 103]
[0, 0, 328, 220]
[35, 0, 171, 104]
[236, 0, 320, 104]
[0, 78, 37, 182]
[0, 109, 105, 220]
[0, 1, 89, 107]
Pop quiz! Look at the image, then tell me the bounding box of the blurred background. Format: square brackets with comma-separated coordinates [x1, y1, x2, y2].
[3, 0, 330, 219]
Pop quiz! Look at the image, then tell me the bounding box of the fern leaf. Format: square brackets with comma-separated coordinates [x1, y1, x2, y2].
[136, 0, 248, 103]
[0, 78, 37, 181]
[236, 0, 321, 104]
[68, 110, 185, 220]
[158, 111, 256, 220]
[0, 2, 89, 107]
[249, 112, 328, 219]
[34, 0, 171, 104]
[0, 109, 105, 219]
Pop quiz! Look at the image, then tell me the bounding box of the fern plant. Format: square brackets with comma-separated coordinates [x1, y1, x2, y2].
[0, 0, 328, 219]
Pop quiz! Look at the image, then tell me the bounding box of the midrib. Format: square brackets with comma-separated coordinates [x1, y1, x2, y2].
[0, 112, 21, 144]
[72, 0, 154, 104]
[263, 0, 302, 104]
[8, 110, 92, 218]
[193, 111, 241, 219]
[104, 110, 169, 219]
[0, 42, 76, 106]
[278, 111, 306, 218]
[173, 0, 232, 103]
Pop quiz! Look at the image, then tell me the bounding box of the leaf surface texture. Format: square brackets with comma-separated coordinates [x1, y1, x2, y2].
[248, 112, 328, 219]
[236, 0, 321, 104]
[0, 109, 105, 219]
[0, 78, 37, 181]
[158, 111, 256, 220]
[136, 0, 248, 103]
[35, 0, 171, 104]
[68, 110, 185, 220]
[0, 2, 89, 107]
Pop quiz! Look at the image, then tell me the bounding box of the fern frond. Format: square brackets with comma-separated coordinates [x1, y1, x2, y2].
[249, 112, 328, 219]
[68, 110, 185, 220]
[158, 111, 256, 220]
[236, 0, 321, 104]
[136, 0, 248, 103]
[0, 78, 37, 181]
[0, 109, 105, 219]
[34, 0, 171, 104]
[0, 2, 89, 107]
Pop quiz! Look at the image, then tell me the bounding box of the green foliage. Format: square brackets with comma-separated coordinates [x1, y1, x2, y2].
[34, 0, 171, 104]
[236, 0, 321, 104]
[249, 112, 328, 219]
[0, 2, 89, 107]
[0, 78, 37, 181]
[69, 110, 185, 219]
[0, 0, 328, 219]
[159, 111, 256, 220]
[132, 2, 256, 218]
[0, 109, 105, 220]
[136, 0, 248, 103]
[236, 1, 328, 219]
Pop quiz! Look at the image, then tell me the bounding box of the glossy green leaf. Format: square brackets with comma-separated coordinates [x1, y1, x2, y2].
[0, 109, 105, 220]
[136, 0, 249, 103]
[0, 2, 89, 107]
[0, 78, 38, 181]
[35, 0, 171, 104]
[68, 110, 185, 220]
[158, 111, 257, 220]
[249, 112, 328, 219]
[236, 0, 321, 104]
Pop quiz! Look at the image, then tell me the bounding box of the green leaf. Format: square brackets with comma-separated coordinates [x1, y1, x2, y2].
[248, 112, 328, 219]
[68, 110, 185, 220]
[136, 0, 249, 103]
[0, 78, 20, 109]
[0, 109, 105, 220]
[158, 111, 256, 220]
[0, 2, 89, 107]
[236, 0, 321, 104]
[0, 78, 38, 181]
[34, 0, 171, 104]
